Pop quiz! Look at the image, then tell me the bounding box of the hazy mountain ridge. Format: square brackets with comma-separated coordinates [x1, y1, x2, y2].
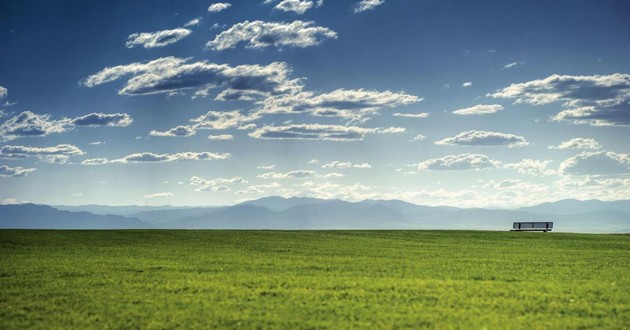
[2, 198, 629, 232]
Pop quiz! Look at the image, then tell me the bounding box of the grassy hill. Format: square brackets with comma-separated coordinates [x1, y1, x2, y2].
[1, 230, 628, 328]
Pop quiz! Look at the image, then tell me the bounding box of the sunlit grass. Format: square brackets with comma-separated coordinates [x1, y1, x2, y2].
[1, 230, 628, 329]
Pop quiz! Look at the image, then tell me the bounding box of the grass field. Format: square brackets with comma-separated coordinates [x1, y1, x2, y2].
[1, 230, 629, 329]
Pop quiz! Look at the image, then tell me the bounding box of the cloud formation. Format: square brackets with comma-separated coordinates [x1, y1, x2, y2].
[83, 57, 302, 98]
[126, 28, 191, 48]
[436, 130, 528, 147]
[190, 176, 247, 191]
[559, 151, 630, 176]
[393, 112, 429, 118]
[71, 113, 132, 127]
[81, 151, 230, 165]
[208, 2, 231, 13]
[489, 73, 630, 126]
[0, 165, 36, 177]
[150, 125, 196, 137]
[549, 138, 601, 150]
[206, 20, 337, 50]
[0, 111, 133, 141]
[144, 192, 174, 198]
[207, 134, 234, 140]
[354, 0, 384, 13]
[322, 161, 371, 169]
[0, 86, 7, 101]
[259, 88, 421, 122]
[452, 104, 504, 116]
[249, 123, 404, 141]
[258, 170, 316, 179]
[417, 153, 501, 171]
[275, 0, 322, 14]
[0, 144, 84, 164]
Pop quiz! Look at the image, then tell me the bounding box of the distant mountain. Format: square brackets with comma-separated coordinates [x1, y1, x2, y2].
[3, 197, 629, 232]
[54, 204, 191, 216]
[239, 196, 328, 211]
[0, 204, 150, 229]
[518, 199, 630, 215]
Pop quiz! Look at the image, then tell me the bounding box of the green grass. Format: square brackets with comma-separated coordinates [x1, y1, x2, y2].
[1, 230, 629, 329]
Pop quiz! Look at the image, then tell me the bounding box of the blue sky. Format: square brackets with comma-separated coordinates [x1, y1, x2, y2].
[1, 0, 629, 207]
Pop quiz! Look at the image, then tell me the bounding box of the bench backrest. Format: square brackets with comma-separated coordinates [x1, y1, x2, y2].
[513, 222, 553, 229]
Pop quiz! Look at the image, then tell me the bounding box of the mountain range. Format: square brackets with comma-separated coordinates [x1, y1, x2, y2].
[2, 197, 629, 233]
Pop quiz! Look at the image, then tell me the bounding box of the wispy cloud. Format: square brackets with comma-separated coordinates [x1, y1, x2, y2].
[322, 161, 371, 169]
[126, 28, 191, 48]
[207, 134, 234, 140]
[353, 0, 384, 13]
[144, 192, 174, 198]
[258, 170, 317, 179]
[249, 123, 404, 141]
[502, 61, 524, 70]
[435, 130, 528, 147]
[82, 57, 301, 98]
[489, 73, 630, 126]
[1, 144, 84, 164]
[207, 20, 337, 50]
[0, 165, 36, 177]
[559, 151, 630, 176]
[275, 0, 322, 14]
[417, 153, 502, 171]
[81, 151, 230, 165]
[452, 104, 503, 116]
[549, 138, 601, 150]
[393, 112, 429, 118]
[208, 2, 232, 13]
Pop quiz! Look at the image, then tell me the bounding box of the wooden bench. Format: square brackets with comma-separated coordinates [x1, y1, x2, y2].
[511, 222, 553, 232]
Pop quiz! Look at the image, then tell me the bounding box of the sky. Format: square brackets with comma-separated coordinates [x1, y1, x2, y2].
[1, 0, 629, 208]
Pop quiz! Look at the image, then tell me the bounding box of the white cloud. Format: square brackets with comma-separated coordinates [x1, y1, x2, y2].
[559, 151, 630, 176]
[275, 0, 322, 14]
[149, 125, 196, 137]
[452, 104, 504, 116]
[502, 61, 524, 70]
[0, 111, 68, 141]
[0, 86, 7, 101]
[258, 170, 316, 179]
[249, 123, 404, 141]
[393, 112, 429, 118]
[81, 158, 109, 166]
[308, 159, 319, 164]
[321, 172, 344, 178]
[207, 134, 234, 140]
[89, 141, 106, 145]
[235, 182, 281, 195]
[354, 0, 384, 13]
[410, 134, 426, 142]
[81, 151, 230, 165]
[1, 144, 84, 164]
[71, 113, 132, 127]
[417, 153, 502, 171]
[206, 20, 337, 50]
[259, 88, 421, 122]
[126, 28, 191, 49]
[504, 159, 554, 176]
[0, 111, 132, 141]
[82, 57, 302, 98]
[0, 165, 36, 177]
[257, 164, 276, 170]
[208, 2, 232, 12]
[184, 17, 202, 27]
[549, 138, 602, 150]
[462, 82, 472, 87]
[144, 192, 174, 198]
[190, 176, 247, 191]
[322, 161, 371, 169]
[488, 73, 630, 126]
[191, 110, 260, 130]
[435, 130, 528, 147]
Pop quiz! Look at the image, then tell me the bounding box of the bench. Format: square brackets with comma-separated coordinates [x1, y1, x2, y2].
[511, 222, 553, 232]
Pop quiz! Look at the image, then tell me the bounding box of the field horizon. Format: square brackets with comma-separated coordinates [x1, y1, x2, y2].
[2, 229, 628, 328]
